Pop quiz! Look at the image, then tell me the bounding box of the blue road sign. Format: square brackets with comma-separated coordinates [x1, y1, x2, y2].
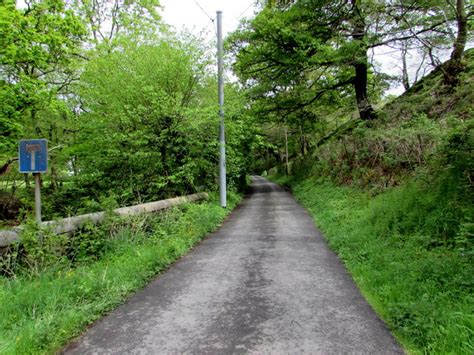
[19, 139, 48, 173]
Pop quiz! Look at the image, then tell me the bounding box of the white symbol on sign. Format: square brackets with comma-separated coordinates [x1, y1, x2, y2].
[26, 144, 41, 171]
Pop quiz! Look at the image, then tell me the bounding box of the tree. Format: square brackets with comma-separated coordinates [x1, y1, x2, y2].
[451, 0, 469, 64]
[70, 0, 162, 46]
[0, 0, 85, 166]
[444, 0, 470, 85]
[229, 0, 382, 123]
[350, 0, 377, 120]
[72, 34, 254, 203]
[230, 0, 473, 137]
[379, 0, 472, 86]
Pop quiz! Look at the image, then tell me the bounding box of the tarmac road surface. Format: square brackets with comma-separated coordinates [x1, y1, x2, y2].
[64, 176, 402, 354]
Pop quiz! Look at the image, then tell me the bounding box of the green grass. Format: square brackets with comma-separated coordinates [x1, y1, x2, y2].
[0, 192, 240, 354]
[272, 175, 473, 354]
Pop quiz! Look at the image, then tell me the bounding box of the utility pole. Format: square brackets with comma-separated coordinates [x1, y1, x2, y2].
[285, 125, 289, 175]
[217, 10, 227, 208]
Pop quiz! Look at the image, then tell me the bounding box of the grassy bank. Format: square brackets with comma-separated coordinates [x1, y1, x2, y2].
[0, 193, 240, 354]
[272, 175, 473, 354]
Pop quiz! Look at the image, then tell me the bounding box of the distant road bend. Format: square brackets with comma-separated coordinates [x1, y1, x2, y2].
[65, 176, 402, 354]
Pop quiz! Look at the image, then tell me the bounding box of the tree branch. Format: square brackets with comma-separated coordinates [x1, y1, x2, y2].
[369, 20, 450, 48]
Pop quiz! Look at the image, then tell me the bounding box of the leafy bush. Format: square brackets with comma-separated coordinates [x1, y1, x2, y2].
[71, 36, 253, 207]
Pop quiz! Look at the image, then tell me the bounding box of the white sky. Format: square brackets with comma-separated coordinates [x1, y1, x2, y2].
[160, 0, 256, 39]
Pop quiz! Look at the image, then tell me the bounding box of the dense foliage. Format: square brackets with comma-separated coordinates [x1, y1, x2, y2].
[229, 0, 472, 166]
[0, 0, 256, 222]
[0, 0, 85, 154]
[66, 36, 252, 208]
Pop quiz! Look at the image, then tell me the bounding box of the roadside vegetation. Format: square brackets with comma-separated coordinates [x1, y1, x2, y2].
[0, 193, 240, 354]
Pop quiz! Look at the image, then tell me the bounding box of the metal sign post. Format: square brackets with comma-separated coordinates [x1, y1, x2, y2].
[19, 139, 48, 223]
[33, 173, 41, 223]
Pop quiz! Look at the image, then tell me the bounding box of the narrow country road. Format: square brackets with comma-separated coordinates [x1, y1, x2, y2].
[64, 176, 402, 354]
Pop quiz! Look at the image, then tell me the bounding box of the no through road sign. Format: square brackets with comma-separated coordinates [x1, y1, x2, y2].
[19, 139, 48, 173]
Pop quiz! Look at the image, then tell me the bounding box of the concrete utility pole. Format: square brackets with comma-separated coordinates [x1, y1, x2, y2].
[285, 126, 289, 175]
[217, 10, 227, 208]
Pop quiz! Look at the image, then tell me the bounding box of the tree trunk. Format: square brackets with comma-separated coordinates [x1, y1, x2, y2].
[351, 1, 376, 120]
[49, 125, 58, 191]
[451, 0, 467, 63]
[445, 0, 467, 86]
[401, 42, 410, 91]
[51, 165, 58, 191]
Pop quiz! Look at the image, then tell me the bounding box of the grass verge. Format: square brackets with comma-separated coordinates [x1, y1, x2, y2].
[0, 192, 240, 354]
[271, 175, 473, 354]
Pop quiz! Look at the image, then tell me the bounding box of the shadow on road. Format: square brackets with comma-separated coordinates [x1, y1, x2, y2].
[249, 176, 284, 194]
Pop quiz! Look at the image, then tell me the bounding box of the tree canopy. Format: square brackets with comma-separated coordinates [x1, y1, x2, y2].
[229, 0, 472, 123]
